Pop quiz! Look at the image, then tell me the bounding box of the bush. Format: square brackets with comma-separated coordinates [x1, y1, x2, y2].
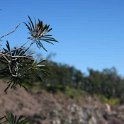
[97, 94, 120, 106]
[0, 16, 58, 123]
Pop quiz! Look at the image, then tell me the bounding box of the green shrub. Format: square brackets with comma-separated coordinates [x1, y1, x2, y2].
[97, 94, 120, 106]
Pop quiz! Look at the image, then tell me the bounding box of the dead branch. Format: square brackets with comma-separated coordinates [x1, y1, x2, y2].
[0, 23, 21, 39]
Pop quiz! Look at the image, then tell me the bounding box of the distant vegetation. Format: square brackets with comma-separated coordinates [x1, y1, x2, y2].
[34, 60, 124, 104]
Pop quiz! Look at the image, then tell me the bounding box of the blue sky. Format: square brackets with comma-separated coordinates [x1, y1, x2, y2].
[0, 0, 124, 75]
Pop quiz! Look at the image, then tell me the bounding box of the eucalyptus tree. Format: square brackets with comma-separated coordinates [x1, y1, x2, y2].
[0, 16, 58, 124]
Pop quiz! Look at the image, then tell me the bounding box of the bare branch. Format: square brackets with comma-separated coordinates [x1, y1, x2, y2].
[0, 53, 33, 60]
[0, 23, 21, 39]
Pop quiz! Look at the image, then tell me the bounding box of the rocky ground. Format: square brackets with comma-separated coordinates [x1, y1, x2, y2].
[0, 80, 124, 124]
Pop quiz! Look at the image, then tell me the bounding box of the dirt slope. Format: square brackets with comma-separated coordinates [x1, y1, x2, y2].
[0, 80, 124, 124]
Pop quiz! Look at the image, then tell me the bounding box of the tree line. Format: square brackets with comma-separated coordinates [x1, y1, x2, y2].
[40, 61, 124, 103]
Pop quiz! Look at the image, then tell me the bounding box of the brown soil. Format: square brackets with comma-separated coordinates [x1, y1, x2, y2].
[0, 80, 124, 124]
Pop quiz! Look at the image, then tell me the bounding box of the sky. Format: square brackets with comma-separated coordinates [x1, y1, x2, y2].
[0, 0, 124, 76]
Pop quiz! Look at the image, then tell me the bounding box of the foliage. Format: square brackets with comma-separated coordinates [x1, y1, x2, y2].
[24, 16, 58, 51]
[64, 86, 87, 100]
[0, 16, 57, 92]
[0, 16, 57, 123]
[38, 61, 124, 104]
[97, 94, 120, 106]
[0, 113, 28, 124]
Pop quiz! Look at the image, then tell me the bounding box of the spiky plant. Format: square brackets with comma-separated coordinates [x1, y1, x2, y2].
[0, 41, 48, 92]
[0, 113, 28, 124]
[24, 16, 58, 51]
[0, 16, 58, 123]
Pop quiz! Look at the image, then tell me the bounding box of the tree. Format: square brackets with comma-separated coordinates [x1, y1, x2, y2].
[0, 16, 58, 124]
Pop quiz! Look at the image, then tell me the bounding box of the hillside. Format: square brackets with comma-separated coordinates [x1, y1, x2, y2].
[0, 80, 124, 124]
